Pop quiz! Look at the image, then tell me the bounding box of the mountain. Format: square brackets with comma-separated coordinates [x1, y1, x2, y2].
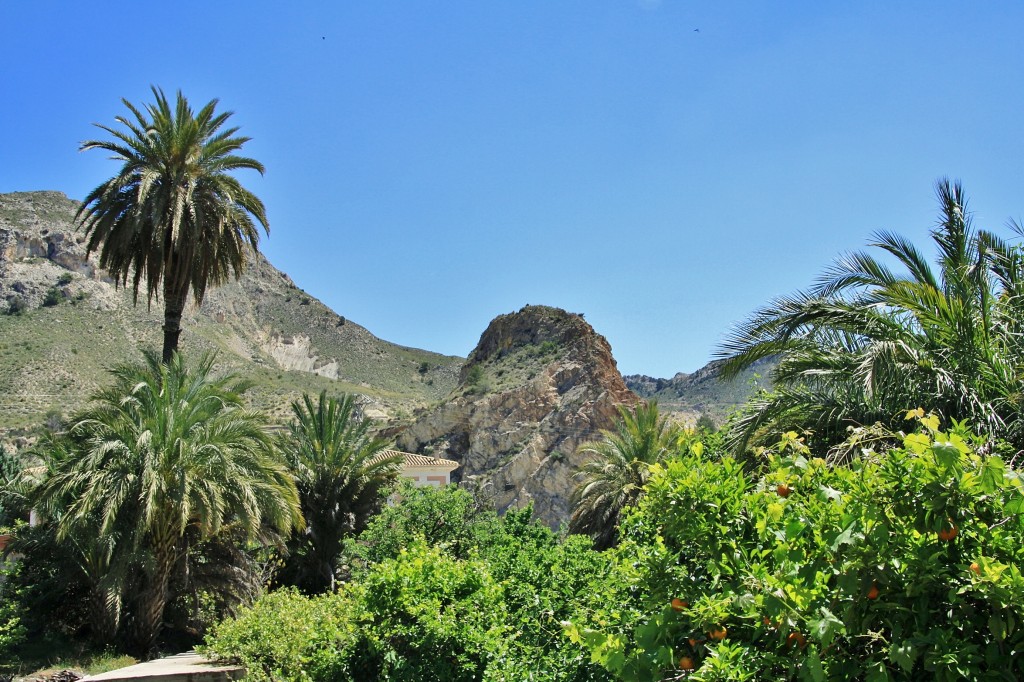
[0, 190, 463, 432]
[392, 305, 640, 527]
[623, 356, 774, 428]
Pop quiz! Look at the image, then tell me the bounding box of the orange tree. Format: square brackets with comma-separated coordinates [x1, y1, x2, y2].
[567, 414, 1024, 681]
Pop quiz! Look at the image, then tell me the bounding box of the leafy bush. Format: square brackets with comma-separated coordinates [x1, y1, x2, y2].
[0, 562, 28, 664]
[41, 286, 64, 307]
[209, 486, 614, 681]
[202, 588, 353, 681]
[346, 540, 506, 680]
[5, 295, 26, 315]
[56, 272, 73, 286]
[568, 415, 1024, 681]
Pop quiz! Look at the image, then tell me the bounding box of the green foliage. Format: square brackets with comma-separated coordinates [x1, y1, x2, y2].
[0, 449, 27, 527]
[0, 561, 28, 663]
[346, 540, 506, 680]
[277, 391, 398, 594]
[346, 481, 489, 568]
[210, 486, 614, 681]
[202, 588, 354, 682]
[32, 352, 302, 653]
[569, 401, 681, 549]
[569, 416, 1024, 680]
[5, 295, 27, 315]
[56, 272, 74, 286]
[41, 286, 64, 307]
[719, 180, 1024, 453]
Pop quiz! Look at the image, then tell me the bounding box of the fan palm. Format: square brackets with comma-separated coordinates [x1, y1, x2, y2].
[279, 392, 400, 593]
[33, 352, 302, 655]
[76, 87, 269, 362]
[569, 401, 680, 549]
[718, 179, 1024, 454]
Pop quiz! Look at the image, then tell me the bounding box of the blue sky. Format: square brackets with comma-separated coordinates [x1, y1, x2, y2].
[3, 1, 1024, 377]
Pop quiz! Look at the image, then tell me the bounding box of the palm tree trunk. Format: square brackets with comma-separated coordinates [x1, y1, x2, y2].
[133, 531, 176, 658]
[89, 585, 121, 645]
[162, 284, 188, 363]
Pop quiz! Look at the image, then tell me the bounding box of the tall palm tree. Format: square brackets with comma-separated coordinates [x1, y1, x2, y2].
[717, 179, 1024, 454]
[33, 352, 302, 655]
[279, 392, 400, 594]
[569, 401, 680, 549]
[76, 87, 269, 362]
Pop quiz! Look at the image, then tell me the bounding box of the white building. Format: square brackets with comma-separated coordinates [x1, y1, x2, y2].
[372, 449, 459, 488]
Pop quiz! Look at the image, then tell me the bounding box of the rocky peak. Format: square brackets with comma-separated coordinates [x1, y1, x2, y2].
[395, 305, 639, 527]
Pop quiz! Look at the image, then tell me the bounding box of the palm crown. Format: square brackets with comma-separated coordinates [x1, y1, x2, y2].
[569, 401, 680, 549]
[76, 87, 269, 362]
[717, 179, 1024, 454]
[34, 352, 301, 654]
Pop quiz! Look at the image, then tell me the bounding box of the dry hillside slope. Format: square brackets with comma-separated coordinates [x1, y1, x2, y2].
[0, 190, 462, 430]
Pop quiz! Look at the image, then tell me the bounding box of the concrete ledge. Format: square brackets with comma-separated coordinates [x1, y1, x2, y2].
[80, 652, 244, 681]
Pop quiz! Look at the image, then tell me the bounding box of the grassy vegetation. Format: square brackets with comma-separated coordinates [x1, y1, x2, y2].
[3, 639, 138, 680]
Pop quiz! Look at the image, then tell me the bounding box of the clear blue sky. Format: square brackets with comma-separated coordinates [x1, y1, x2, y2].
[3, 2, 1023, 377]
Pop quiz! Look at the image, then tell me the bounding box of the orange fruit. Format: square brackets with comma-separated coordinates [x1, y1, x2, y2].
[688, 637, 698, 647]
[970, 561, 981, 575]
[866, 583, 879, 600]
[787, 631, 807, 649]
[777, 484, 792, 498]
[679, 656, 695, 671]
[937, 524, 959, 541]
[671, 598, 689, 611]
[709, 626, 727, 641]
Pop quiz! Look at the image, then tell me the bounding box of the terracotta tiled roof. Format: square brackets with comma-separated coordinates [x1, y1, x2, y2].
[370, 449, 459, 471]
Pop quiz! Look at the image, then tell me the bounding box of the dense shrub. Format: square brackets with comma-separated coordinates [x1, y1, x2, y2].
[568, 415, 1024, 681]
[201, 588, 353, 681]
[208, 485, 614, 681]
[0, 561, 28, 664]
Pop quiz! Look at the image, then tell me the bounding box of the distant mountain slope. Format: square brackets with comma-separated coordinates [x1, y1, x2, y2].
[623, 357, 775, 428]
[0, 191, 463, 430]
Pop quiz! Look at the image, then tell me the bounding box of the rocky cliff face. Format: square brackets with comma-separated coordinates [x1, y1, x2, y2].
[394, 305, 639, 527]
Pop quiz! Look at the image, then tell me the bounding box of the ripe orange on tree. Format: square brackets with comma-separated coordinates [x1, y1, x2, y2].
[866, 583, 879, 600]
[787, 632, 807, 649]
[671, 598, 689, 611]
[709, 626, 727, 641]
[678, 656, 695, 671]
[970, 561, 981, 575]
[776, 484, 792, 498]
[937, 524, 959, 541]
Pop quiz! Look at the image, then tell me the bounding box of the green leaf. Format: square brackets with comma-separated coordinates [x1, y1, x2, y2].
[978, 456, 1005, 495]
[864, 661, 893, 682]
[889, 640, 918, 672]
[809, 607, 845, 648]
[989, 613, 1007, 642]
[804, 649, 826, 682]
[829, 524, 856, 551]
[1005, 496, 1024, 515]
[786, 519, 807, 540]
[932, 441, 960, 471]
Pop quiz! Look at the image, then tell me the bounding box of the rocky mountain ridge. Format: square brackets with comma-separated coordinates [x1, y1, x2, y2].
[623, 356, 775, 427]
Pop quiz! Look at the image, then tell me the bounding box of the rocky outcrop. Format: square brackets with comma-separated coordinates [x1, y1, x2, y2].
[394, 305, 640, 527]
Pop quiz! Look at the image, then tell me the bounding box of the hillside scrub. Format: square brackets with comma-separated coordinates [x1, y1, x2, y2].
[568, 414, 1024, 681]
